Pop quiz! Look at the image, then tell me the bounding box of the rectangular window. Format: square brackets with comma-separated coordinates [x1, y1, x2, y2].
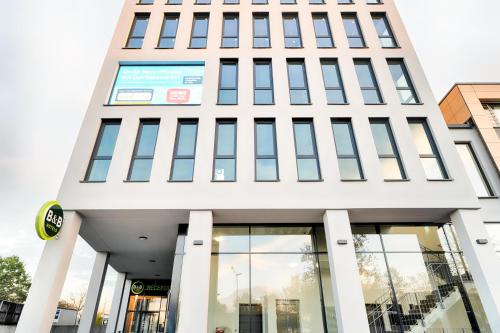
[367, 0, 381, 3]
[138, 0, 154, 4]
[387, 59, 420, 104]
[128, 120, 160, 182]
[213, 120, 237, 181]
[310, 0, 325, 4]
[372, 13, 397, 47]
[224, 0, 239, 4]
[312, 13, 334, 48]
[321, 59, 347, 104]
[342, 14, 365, 48]
[455, 142, 494, 197]
[354, 59, 383, 104]
[196, 0, 211, 5]
[253, 13, 271, 48]
[408, 119, 448, 180]
[255, 120, 279, 181]
[332, 119, 363, 180]
[287, 59, 310, 104]
[218, 60, 238, 105]
[370, 119, 406, 180]
[338, 0, 353, 3]
[85, 120, 121, 182]
[281, 0, 296, 4]
[170, 120, 198, 181]
[282, 14, 302, 48]
[253, 0, 268, 3]
[167, 0, 182, 4]
[190, 14, 209, 48]
[254, 59, 274, 105]
[293, 120, 321, 181]
[126, 14, 150, 48]
[158, 14, 179, 48]
[221, 13, 239, 48]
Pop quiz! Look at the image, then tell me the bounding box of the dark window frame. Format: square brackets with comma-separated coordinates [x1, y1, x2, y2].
[331, 118, 364, 180]
[371, 13, 398, 48]
[221, 13, 239, 48]
[158, 13, 180, 48]
[312, 13, 334, 48]
[217, 59, 239, 105]
[286, 59, 311, 105]
[253, 59, 274, 105]
[254, 119, 279, 182]
[292, 119, 322, 181]
[85, 119, 122, 182]
[212, 119, 237, 182]
[342, 13, 366, 48]
[408, 118, 449, 180]
[370, 118, 407, 180]
[387, 58, 420, 104]
[170, 119, 199, 182]
[189, 13, 210, 48]
[455, 141, 494, 197]
[282, 13, 303, 48]
[320, 58, 347, 104]
[127, 119, 160, 182]
[253, 13, 271, 48]
[126, 13, 150, 48]
[354, 58, 384, 104]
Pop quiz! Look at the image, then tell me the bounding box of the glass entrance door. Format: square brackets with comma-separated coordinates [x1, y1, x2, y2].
[353, 224, 491, 333]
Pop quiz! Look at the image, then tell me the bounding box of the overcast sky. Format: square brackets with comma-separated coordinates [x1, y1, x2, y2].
[0, 0, 499, 310]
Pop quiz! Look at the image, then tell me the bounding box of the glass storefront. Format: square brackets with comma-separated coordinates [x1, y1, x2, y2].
[352, 224, 491, 333]
[208, 225, 337, 333]
[124, 280, 170, 333]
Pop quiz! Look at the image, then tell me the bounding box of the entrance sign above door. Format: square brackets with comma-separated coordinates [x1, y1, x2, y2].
[35, 201, 64, 240]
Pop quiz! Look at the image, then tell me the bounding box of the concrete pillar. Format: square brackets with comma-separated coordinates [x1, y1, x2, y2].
[116, 279, 131, 333]
[323, 210, 370, 333]
[176, 211, 213, 333]
[16, 211, 82, 333]
[106, 272, 127, 333]
[451, 209, 500, 330]
[78, 252, 110, 333]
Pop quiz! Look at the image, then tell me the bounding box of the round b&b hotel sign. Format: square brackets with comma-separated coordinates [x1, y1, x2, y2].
[35, 201, 64, 240]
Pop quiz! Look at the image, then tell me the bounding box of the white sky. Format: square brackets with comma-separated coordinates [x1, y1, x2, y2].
[0, 0, 499, 310]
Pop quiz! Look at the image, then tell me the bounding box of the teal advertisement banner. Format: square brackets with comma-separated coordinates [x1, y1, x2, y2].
[109, 64, 205, 105]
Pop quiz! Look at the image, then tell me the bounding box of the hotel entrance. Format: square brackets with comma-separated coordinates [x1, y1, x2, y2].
[123, 280, 170, 333]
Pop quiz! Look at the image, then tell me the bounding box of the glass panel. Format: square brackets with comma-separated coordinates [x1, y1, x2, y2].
[159, 38, 175, 48]
[326, 90, 346, 104]
[351, 225, 383, 252]
[342, 17, 361, 37]
[208, 254, 251, 333]
[254, 90, 273, 104]
[455, 143, 491, 197]
[256, 123, 275, 156]
[129, 159, 153, 181]
[321, 63, 341, 88]
[355, 62, 375, 88]
[220, 63, 237, 88]
[137, 124, 159, 156]
[380, 37, 396, 48]
[216, 123, 236, 156]
[398, 89, 417, 104]
[380, 157, 403, 179]
[190, 37, 206, 48]
[361, 89, 382, 104]
[250, 226, 315, 252]
[288, 63, 306, 88]
[96, 124, 120, 157]
[256, 159, 278, 181]
[290, 90, 309, 104]
[294, 123, 314, 155]
[254, 37, 270, 48]
[338, 158, 362, 180]
[332, 123, 354, 156]
[171, 159, 194, 181]
[253, 16, 269, 36]
[88, 160, 111, 182]
[251, 254, 326, 333]
[388, 62, 409, 89]
[373, 16, 390, 37]
[297, 158, 320, 180]
[318, 254, 338, 333]
[162, 16, 179, 37]
[380, 226, 444, 252]
[126, 38, 143, 49]
[463, 282, 493, 333]
[317, 37, 333, 48]
[313, 16, 330, 37]
[371, 122, 394, 155]
[218, 90, 237, 104]
[212, 226, 250, 253]
[192, 16, 208, 36]
[132, 17, 149, 37]
[214, 159, 236, 181]
[348, 37, 364, 48]
[255, 63, 272, 88]
[421, 157, 445, 180]
[223, 16, 238, 36]
[176, 124, 197, 156]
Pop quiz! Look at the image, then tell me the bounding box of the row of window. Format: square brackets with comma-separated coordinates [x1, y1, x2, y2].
[86, 117, 448, 183]
[215, 57, 419, 105]
[138, 0, 382, 5]
[127, 11, 397, 50]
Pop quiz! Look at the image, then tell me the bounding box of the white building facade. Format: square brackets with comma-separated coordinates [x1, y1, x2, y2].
[17, 0, 500, 332]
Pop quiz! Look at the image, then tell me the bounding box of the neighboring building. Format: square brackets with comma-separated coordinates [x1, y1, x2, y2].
[439, 83, 500, 261]
[17, 1, 500, 333]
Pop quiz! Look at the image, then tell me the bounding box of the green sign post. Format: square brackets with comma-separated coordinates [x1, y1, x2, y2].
[35, 201, 64, 240]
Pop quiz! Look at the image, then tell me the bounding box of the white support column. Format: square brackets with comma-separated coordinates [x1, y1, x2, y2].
[176, 211, 213, 333]
[116, 279, 131, 333]
[323, 210, 370, 333]
[451, 209, 500, 330]
[16, 211, 82, 333]
[106, 272, 127, 333]
[78, 252, 110, 333]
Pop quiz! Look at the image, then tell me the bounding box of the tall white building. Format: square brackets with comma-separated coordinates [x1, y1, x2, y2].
[17, 0, 500, 332]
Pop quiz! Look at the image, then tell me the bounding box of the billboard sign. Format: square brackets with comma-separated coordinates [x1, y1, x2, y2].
[109, 64, 205, 105]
